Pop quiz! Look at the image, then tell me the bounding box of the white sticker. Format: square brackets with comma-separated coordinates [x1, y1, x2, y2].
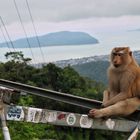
[40, 110, 49, 123]
[80, 115, 93, 128]
[105, 118, 115, 129]
[27, 107, 42, 123]
[66, 113, 76, 126]
[34, 109, 42, 123]
[47, 112, 57, 122]
[6, 106, 24, 121]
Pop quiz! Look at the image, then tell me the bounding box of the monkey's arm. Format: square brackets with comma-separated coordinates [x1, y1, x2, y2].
[102, 91, 131, 107]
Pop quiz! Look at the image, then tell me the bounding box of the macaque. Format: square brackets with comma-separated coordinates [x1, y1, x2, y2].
[88, 47, 140, 118]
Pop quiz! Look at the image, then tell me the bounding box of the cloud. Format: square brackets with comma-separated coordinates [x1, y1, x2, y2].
[22, 0, 140, 22]
[0, 0, 140, 41]
[1, 15, 140, 41]
[0, 0, 140, 24]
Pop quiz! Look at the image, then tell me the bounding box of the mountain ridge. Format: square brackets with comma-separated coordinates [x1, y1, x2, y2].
[0, 31, 99, 48]
[54, 50, 140, 85]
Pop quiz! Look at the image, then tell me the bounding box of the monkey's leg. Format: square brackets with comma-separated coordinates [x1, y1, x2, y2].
[89, 97, 140, 118]
[123, 97, 140, 115]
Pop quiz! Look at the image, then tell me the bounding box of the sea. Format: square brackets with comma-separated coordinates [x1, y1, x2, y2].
[0, 30, 140, 64]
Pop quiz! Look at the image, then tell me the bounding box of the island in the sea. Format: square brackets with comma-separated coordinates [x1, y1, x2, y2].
[0, 31, 99, 48]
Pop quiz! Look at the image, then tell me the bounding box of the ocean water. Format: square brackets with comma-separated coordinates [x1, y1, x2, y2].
[0, 31, 140, 64]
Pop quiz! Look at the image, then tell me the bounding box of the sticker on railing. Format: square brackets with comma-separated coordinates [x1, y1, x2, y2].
[7, 106, 24, 121]
[105, 118, 115, 129]
[57, 112, 66, 120]
[47, 111, 57, 122]
[27, 107, 42, 123]
[66, 113, 76, 126]
[80, 115, 93, 128]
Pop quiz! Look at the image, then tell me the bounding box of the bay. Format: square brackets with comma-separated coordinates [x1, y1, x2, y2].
[0, 31, 140, 64]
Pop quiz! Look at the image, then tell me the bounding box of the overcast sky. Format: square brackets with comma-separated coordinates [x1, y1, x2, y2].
[0, 0, 140, 41]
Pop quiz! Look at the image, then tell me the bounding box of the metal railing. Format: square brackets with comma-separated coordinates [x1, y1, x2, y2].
[0, 79, 102, 109]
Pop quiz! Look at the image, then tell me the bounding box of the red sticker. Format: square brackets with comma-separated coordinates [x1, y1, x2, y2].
[57, 113, 66, 120]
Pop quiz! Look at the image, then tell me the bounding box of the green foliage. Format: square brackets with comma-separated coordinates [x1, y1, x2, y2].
[61, 66, 88, 93]
[18, 95, 34, 106]
[8, 121, 57, 140]
[0, 51, 132, 139]
[0, 128, 3, 139]
[73, 61, 109, 85]
[5, 51, 31, 63]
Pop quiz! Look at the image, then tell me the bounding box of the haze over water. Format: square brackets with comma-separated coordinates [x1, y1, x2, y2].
[0, 30, 140, 64]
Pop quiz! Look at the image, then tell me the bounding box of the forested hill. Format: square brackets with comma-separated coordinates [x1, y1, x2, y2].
[0, 51, 107, 139]
[57, 50, 140, 85]
[0, 31, 98, 48]
[0, 51, 131, 139]
[72, 61, 109, 85]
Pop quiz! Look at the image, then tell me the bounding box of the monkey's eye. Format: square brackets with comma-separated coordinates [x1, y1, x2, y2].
[118, 53, 123, 56]
[112, 53, 117, 56]
[112, 53, 124, 56]
[112, 53, 118, 56]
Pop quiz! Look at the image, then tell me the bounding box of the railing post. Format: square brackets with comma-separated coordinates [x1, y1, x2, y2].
[127, 127, 139, 140]
[0, 108, 11, 140]
[0, 87, 12, 140]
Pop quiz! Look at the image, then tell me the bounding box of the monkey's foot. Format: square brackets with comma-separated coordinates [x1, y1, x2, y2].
[88, 109, 103, 118]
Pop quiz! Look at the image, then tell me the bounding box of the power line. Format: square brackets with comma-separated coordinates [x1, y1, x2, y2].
[13, 0, 36, 64]
[0, 16, 16, 52]
[0, 19, 12, 52]
[25, 0, 46, 64]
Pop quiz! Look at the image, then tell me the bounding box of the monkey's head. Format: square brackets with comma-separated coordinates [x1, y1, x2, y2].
[111, 47, 132, 68]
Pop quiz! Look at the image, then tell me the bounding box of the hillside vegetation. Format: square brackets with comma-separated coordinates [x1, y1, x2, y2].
[73, 61, 109, 85]
[0, 51, 132, 140]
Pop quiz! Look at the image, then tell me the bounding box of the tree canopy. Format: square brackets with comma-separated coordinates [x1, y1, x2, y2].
[0, 51, 130, 140]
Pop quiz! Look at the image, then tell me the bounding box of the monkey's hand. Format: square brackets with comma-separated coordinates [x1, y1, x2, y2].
[102, 101, 110, 107]
[101, 103, 105, 108]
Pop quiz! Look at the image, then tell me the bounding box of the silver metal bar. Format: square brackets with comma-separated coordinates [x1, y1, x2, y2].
[0, 79, 102, 109]
[5, 105, 138, 132]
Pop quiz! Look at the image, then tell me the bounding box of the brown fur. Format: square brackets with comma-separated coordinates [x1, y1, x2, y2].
[88, 47, 140, 118]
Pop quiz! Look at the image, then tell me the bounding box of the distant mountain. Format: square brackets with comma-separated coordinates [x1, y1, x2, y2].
[54, 56, 110, 85]
[134, 29, 140, 31]
[54, 50, 140, 85]
[0, 31, 99, 48]
[128, 28, 140, 32]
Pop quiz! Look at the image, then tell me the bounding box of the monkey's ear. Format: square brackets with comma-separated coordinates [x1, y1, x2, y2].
[129, 51, 132, 56]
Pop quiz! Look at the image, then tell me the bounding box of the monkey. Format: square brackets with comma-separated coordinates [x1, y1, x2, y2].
[88, 47, 140, 118]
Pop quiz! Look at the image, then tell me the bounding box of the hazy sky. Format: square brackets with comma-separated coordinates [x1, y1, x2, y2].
[0, 0, 140, 63]
[0, 0, 140, 41]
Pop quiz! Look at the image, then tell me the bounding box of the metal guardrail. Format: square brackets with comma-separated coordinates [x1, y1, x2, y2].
[0, 79, 102, 109]
[5, 105, 138, 133]
[0, 79, 140, 121]
[0, 79, 140, 139]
